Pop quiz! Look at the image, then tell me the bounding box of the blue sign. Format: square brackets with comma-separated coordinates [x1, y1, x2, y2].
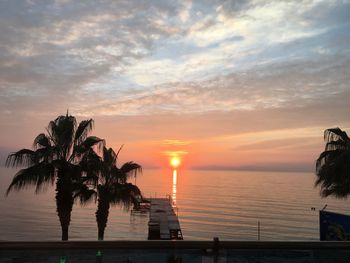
[320, 210, 350, 241]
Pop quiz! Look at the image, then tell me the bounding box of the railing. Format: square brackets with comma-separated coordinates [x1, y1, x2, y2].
[2, 239, 350, 249]
[1, 239, 350, 262]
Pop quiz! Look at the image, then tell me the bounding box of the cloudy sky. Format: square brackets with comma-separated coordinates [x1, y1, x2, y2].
[1, 0, 349, 171]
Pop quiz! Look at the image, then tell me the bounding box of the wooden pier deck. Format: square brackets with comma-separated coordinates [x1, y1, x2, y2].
[148, 198, 183, 240]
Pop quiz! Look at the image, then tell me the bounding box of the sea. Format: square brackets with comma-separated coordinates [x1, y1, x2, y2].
[0, 167, 349, 241]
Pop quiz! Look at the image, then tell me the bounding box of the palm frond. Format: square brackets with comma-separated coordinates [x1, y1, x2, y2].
[124, 183, 141, 196]
[46, 121, 58, 145]
[74, 119, 94, 146]
[120, 162, 142, 179]
[35, 147, 54, 162]
[319, 161, 350, 198]
[82, 136, 105, 151]
[33, 133, 51, 149]
[315, 150, 343, 174]
[73, 136, 104, 165]
[6, 162, 55, 195]
[103, 147, 117, 167]
[80, 149, 102, 184]
[324, 128, 350, 143]
[321, 181, 350, 198]
[325, 140, 347, 151]
[115, 145, 124, 159]
[73, 183, 97, 205]
[315, 127, 350, 198]
[73, 137, 105, 161]
[65, 162, 83, 181]
[6, 149, 36, 168]
[48, 114, 77, 160]
[110, 183, 141, 210]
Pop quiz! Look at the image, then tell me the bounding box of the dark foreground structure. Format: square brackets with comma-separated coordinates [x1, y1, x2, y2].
[1, 240, 350, 263]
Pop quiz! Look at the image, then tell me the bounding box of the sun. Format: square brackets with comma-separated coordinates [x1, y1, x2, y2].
[170, 157, 181, 168]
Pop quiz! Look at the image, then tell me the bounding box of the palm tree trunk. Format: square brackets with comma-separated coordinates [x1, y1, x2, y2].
[56, 170, 73, 241]
[61, 225, 69, 241]
[96, 197, 110, 240]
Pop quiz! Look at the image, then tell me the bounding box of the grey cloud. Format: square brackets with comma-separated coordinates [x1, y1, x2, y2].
[0, 53, 111, 96]
[251, 23, 350, 64]
[82, 53, 350, 115]
[1, 1, 349, 139]
[214, 0, 350, 27]
[302, 0, 350, 28]
[191, 0, 253, 17]
[0, 0, 191, 114]
[216, 0, 254, 15]
[0, 1, 187, 71]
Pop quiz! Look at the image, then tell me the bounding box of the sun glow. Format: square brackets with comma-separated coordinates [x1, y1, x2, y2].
[170, 157, 181, 168]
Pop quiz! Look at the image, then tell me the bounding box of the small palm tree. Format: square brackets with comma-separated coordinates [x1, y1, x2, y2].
[315, 128, 350, 198]
[77, 146, 142, 240]
[6, 113, 104, 240]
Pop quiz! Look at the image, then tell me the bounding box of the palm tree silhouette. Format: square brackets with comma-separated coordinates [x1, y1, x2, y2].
[315, 128, 350, 198]
[6, 113, 104, 240]
[77, 146, 142, 240]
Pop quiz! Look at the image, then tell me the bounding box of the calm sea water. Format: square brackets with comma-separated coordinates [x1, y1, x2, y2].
[0, 167, 349, 241]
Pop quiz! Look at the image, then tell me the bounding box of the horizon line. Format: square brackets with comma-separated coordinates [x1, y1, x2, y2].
[0, 161, 313, 173]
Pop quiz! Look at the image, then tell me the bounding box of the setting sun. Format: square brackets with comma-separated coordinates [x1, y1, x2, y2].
[170, 157, 181, 168]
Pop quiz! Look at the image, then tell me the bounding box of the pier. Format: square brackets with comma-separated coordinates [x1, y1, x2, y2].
[148, 198, 183, 240]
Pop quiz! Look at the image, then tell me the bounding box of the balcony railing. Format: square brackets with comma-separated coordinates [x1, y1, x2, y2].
[1, 239, 350, 262]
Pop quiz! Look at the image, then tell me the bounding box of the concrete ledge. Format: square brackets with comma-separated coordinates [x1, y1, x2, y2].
[1, 240, 350, 250]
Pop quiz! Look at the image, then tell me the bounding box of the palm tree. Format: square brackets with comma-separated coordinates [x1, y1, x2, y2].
[77, 146, 142, 240]
[6, 113, 104, 240]
[315, 128, 350, 198]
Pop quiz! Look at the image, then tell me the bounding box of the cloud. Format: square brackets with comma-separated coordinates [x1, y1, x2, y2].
[0, 1, 190, 118]
[301, 0, 350, 28]
[191, 163, 314, 173]
[162, 151, 189, 157]
[0, 1, 187, 88]
[68, 52, 350, 117]
[161, 140, 191, 146]
[1, 0, 349, 169]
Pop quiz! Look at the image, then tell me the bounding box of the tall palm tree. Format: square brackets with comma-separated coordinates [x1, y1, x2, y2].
[315, 128, 350, 198]
[77, 146, 142, 240]
[6, 113, 104, 240]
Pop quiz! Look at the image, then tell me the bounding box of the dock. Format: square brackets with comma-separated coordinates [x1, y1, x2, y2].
[148, 198, 183, 240]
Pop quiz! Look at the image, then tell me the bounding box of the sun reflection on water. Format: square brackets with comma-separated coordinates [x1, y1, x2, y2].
[172, 169, 177, 207]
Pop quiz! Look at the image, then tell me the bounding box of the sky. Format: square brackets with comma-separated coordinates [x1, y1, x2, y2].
[0, 0, 349, 171]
